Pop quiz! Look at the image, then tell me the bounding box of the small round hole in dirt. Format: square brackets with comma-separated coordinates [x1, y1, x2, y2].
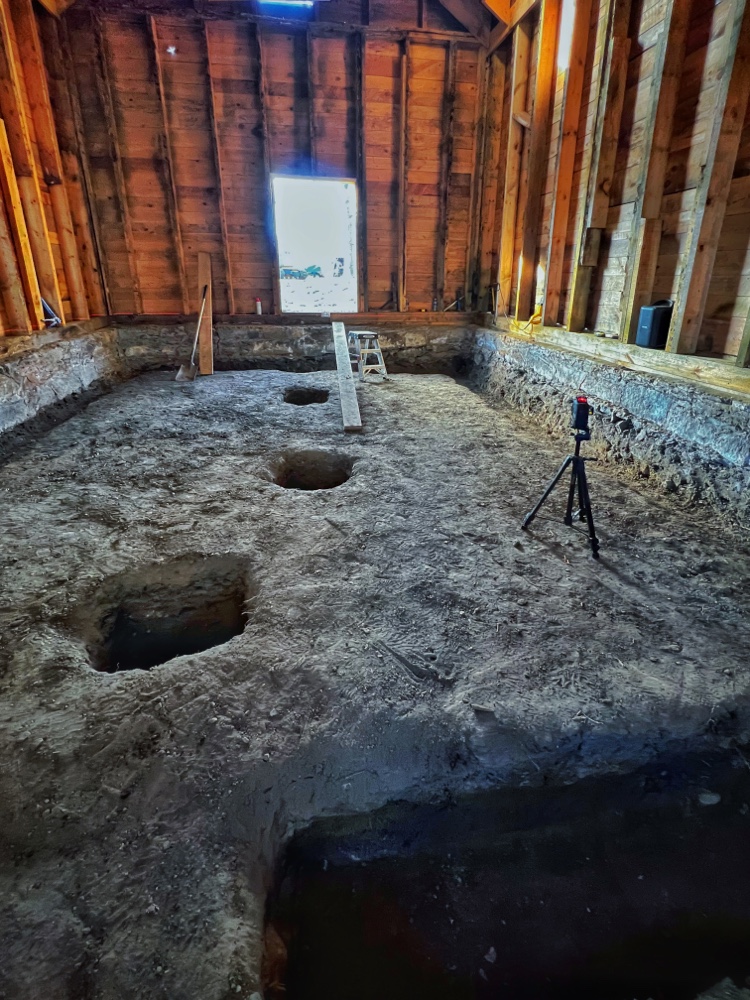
[273, 450, 353, 491]
[284, 387, 330, 406]
[71, 556, 255, 673]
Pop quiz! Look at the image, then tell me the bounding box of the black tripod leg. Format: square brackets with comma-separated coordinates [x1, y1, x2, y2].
[577, 464, 600, 559]
[522, 456, 573, 529]
[563, 458, 579, 526]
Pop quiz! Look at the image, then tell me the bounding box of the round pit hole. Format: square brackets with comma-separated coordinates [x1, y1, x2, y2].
[72, 555, 255, 672]
[284, 387, 330, 406]
[272, 450, 354, 491]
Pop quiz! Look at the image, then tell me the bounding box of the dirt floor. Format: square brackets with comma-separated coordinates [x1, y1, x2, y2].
[1, 369, 750, 999]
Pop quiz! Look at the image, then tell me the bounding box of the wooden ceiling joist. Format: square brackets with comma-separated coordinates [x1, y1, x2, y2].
[619, 0, 689, 344]
[667, 0, 750, 356]
[515, 0, 560, 321]
[543, 0, 593, 326]
[566, 0, 632, 332]
[0, 0, 62, 323]
[488, 0, 540, 54]
[11, 0, 89, 322]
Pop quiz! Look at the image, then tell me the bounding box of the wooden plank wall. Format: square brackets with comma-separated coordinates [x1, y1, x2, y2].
[58, 6, 485, 317]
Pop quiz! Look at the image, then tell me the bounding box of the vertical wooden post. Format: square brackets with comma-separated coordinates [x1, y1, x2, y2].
[477, 51, 506, 313]
[150, 16, 189, 314]
[11, 0, 89, 321]
[566, 0, 631, 332]
[543, 0, 593, 326]
[354, 30, 369, 312]
[307, 29, 317, 174]
[436, 42, 456, 310]
[497, 20, 531, 316]
[92, 14, 142, 314]
[40, 14, 107, 317]
[667, 0, 750, 355]
[256, 23, 281, 315]
[397, 39, 409, 312]
[465, 46, 488, 310]
[0, 120, 43, 328]
[0, 130, 31, 331]
[198, 252, 213, 375]
[620, 0, 690, 343]
[0, 0, 63, 321]
[515, 0, 561, 321]
[205, 20, 235, 316]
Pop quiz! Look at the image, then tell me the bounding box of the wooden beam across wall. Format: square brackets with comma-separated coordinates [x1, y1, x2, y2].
[150, 16, 189, 314]
[516, 0, 561, 321]
[11, 0, 89, 321]
[543, 0, 593, 326]
[477, 51, 506, 313]
[497, 19, 531, 317]
[566, 0, 632, 332]
[204, 20, 236, 315]
[619, 0, 689, 344]
[92, 14, 142, 314]
[667, 0, 750, 356]
[436, 42, 456, 309]
[0, 0, 62, 322]
[39, 14, 106, 317]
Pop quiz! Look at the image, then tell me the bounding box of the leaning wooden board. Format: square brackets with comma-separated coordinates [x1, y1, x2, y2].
[332, 322, 363, 432]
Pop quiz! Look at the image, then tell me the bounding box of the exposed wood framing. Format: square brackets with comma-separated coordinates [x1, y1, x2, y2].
[481, 0, 510, 27]
[307, 30, 317, 173]
[543, 0, 593, 326]
[36, 0, 76, 15]
[92, 14, 143, 314]
[477, 51, 506, 312]
[619, 0, 690, 344]
[0, 127, 30, 331]
[436, 42, 457, 308]
[667, 0, 750, 355]
[198, 251, 213, 375]
[256, 23, 281, 315]
[434, 0, 492, 46]
[397, 40, 409, 312]
[40, 14, 106, 317]
[566, 0, 632, 332]
[497, 19, 531, 316]
[0, 119, 42, 329]
[466, 45, 488, 309]
[516, 0, 561, 320]
[150, 16, 189, 314]
[204, 20, 235, 315]
[737, 310, 750, 368]
[0, 0, 62, 321]
[354, 31, 368, 312]
[488, 0, 540, 54]
[12, 0, 89, 321]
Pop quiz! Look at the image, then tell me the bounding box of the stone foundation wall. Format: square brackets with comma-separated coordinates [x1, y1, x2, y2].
[115, 321, 477, 374]
[472, 328, 750, 527]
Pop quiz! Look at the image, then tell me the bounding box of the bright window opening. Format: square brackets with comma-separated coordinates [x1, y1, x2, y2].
[272, 176, 359, 314]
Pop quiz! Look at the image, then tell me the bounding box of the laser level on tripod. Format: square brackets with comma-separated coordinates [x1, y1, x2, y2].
[521, 396, 600, 559]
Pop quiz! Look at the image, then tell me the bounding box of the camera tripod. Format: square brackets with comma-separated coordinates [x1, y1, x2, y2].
[522, 432, 600, 558]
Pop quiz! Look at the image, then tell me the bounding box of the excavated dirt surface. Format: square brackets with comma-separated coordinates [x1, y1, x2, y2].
[1, 370, 750, 999]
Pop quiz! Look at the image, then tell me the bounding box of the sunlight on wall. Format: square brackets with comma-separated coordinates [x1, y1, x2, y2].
[558, 0, 576, 70]
[272, 176, 358, 314]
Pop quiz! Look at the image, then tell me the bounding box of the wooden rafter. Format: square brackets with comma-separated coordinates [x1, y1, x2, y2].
[543, 0, 593, 326]
[619, 0, 689, 343]
[92, 14, 142, 313]
[516, 0, 560, 320]
[497, 19, 531, 315]
[150, 16, 189, 314]
[204, 20, 236, 315]
[0, 0, 62, 321]
[566, 0, 631, 332]
[667, 0, 750, 356]
[488, 0, 540, 54]
[435, 0, 492, 46]
[436, 42, 456, 309]
[36, 0, 76, 15]
[477, 51, 506, 312]
[12, 0, 89, 321]
[481, 0, 510, 27]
